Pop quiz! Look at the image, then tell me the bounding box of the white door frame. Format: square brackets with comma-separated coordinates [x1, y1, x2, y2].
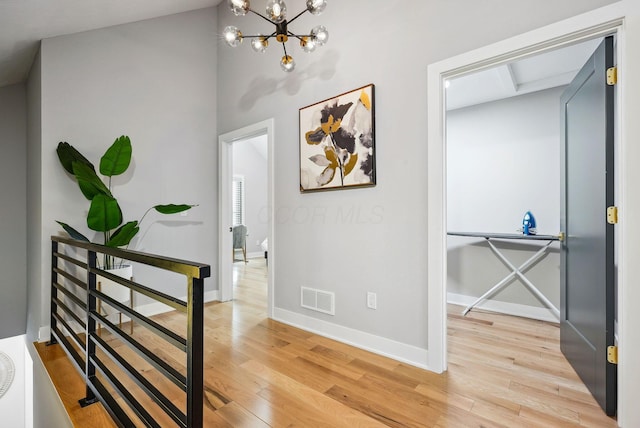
[218, 119, 275, 318]
[426, 0, 625, 406]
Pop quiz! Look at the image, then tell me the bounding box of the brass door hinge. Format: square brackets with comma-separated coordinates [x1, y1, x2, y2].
[607, 67, 617, 85]
[607, 345, 618, 365]
[607, 206, 618, 224]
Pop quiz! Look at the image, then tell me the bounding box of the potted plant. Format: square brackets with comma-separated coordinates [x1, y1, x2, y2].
[56, 135, 196, 269]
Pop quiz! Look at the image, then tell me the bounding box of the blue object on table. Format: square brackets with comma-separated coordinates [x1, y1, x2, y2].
[522, 211, 537, 235]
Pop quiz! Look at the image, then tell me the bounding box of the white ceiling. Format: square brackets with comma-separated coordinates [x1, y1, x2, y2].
[0, 0, 223, 87]
[446, 38, 602, 110]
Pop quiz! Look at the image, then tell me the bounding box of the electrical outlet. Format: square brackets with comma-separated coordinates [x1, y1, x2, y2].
[367, 292, 377, 309]
[256, 240, 260, 246]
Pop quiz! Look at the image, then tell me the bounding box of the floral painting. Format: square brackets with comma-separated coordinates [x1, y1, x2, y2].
[299, 84, 376, 192]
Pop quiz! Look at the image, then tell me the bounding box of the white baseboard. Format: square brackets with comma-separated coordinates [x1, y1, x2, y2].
[447, 292, 559, 323]
[247, 251, 265, 259]
[38, 326, 51, 343]
[273, 308, 431, 371]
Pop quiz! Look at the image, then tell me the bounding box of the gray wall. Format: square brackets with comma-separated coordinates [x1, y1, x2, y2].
[233, 135, 268, 256]
[28, 8, 218, 340]
[217, 0, 617, 350]
[447, 87, 564, 310]
[26, 49, 43, 341]
[10, 1, 640, 425]
[0, 84, 27, 339]
[0, 83, 27, 338]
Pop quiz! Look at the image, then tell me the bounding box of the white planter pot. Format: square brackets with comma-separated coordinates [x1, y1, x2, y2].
[97, 264, 133, 321]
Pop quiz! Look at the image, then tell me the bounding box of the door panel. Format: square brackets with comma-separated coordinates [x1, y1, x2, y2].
[560, 36, 616, 416]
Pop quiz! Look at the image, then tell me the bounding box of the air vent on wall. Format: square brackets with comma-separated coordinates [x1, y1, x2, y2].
[301, 287, 335, 315]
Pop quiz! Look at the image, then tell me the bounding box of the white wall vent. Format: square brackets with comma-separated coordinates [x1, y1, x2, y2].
[301, 287, 335, 315]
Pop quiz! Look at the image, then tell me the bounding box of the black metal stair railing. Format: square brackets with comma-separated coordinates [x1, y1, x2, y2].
[49, 235, 210, 427]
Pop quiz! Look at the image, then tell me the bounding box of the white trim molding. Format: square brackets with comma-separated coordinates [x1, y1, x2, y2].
[273, 308, 430, 371]
[218, 119, 275, 318]
[447, 292, 558, 323]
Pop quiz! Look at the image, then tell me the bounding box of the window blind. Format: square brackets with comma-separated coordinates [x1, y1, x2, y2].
[232, 176, 245, 226]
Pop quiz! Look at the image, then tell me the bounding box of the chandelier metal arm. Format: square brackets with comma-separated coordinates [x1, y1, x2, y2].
[286, 9, 308, 26]
[287, 31, 313, 41]
[264, 30, 278, 41]
[248, 8, 275, 25]
[241, 30, 277, 40]
[224, 0, 329, 72]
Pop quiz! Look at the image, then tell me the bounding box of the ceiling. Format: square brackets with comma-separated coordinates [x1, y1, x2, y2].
[0, 3, 603, 106]
[0, 0, 223, 88]
[446, 38, 602, 110]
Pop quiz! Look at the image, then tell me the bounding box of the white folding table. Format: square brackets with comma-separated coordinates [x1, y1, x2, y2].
[447, 231, 561, 320]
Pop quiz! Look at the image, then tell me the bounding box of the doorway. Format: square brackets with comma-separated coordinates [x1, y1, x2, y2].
[218, 119, 275, 318]
[445, 38, 601, 323]
[426, 8, 624, 416]
[444, 36, 618, 417]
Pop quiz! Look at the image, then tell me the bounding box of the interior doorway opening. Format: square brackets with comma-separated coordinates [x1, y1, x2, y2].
[445, 37, 602, 324]
[218, 119, 275, 318]
[426, 9, 624, 419]
[443, 36, 619, 418]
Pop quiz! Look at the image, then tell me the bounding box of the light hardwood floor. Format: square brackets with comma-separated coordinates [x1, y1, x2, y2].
[37, 257, 617, 427]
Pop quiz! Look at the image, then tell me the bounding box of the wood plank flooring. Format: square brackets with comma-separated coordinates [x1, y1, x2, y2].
[37, 257, 617, 427]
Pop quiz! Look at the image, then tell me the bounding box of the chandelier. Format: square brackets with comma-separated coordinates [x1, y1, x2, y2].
[223, 0, 329, 72]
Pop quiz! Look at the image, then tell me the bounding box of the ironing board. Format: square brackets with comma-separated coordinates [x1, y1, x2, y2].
[447, 231, 560, 319]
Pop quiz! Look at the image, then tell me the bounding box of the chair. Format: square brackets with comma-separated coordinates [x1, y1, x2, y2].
[232, 224, 248, 263]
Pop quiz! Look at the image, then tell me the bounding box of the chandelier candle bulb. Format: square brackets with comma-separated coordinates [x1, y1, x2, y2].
[307, 0, 327, 15]
[310, 25, 328, 45]
[300, 36, 317, 53]
[280, 55, 295, 72]
[229, 0, 250, 16]
[251, 36, 269, 52]
[224, 0, 329, 72]
[223, 26, 243, 47]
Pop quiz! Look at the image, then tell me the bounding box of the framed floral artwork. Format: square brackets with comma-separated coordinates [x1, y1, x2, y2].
[299, 84, 376, 192]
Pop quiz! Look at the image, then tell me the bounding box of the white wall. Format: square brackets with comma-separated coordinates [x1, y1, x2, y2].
[217, 0, 616, 358]
[0, 84, 27, 338]
[446, 87, 563, 315]
[0, 336, 27, 427]
[30, 8, 218, 340]
[27, 342, 72, 428]
[233, 135, 268, 256]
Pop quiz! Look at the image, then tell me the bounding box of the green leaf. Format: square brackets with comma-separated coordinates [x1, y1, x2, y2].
[87, 194, 122, 232]
[73, 161, 111, 200]
[56, 221, 90, 242]
[106, 221, 139, 247]
[56, 142, 95, 175]
[153, 204, 197, 215]
[100, 135, 132, 177]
